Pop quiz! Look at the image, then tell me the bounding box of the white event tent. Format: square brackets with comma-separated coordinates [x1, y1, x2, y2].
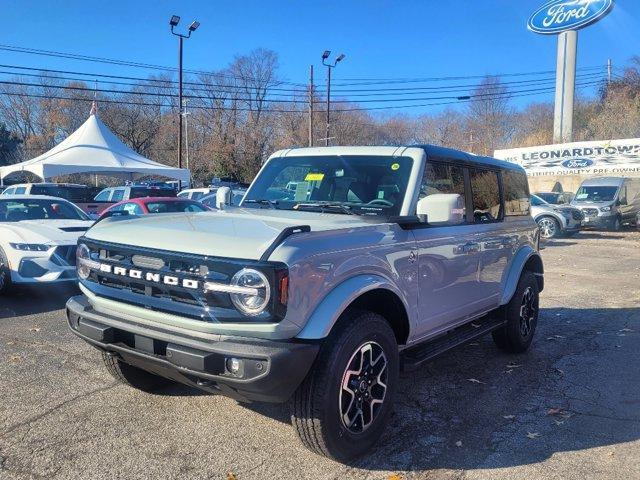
[0, 107, 189, 185]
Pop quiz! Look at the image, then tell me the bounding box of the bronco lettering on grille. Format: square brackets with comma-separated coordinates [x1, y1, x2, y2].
[98, 263, 200, 289]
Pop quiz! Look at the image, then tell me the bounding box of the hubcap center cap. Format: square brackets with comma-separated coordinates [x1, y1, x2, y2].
[358, 380, 368, 393]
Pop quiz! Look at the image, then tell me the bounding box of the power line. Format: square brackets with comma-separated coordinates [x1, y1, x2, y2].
[330, 65, 606, 86]
[0, 44, 309, 87]
[0, 76, 606, 105]
[0, 79, 605, 113]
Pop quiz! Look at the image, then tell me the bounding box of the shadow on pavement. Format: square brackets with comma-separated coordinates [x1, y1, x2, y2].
[0, 284, 80, 319]
[234, 307, 640, 471]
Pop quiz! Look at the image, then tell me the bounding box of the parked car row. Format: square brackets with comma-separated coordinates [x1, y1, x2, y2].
[530, 176, 640, 238]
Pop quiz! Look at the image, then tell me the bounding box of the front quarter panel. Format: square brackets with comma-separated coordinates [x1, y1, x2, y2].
[270, 223, 418, 340]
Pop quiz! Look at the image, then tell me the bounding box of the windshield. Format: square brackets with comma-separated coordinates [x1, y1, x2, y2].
[574, 185, 618, 203]
[243, 155, 413, 216]
[0, 199, 89, 222]
[530, 194, 549, 207]
[145, 200, 207, 213]
[535, 192, 561, 204]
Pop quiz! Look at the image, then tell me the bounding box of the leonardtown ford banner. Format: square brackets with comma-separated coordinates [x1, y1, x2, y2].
[493, 138, 640, 177]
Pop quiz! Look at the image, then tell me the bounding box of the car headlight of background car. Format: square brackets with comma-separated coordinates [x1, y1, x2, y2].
[553, 208, 572, 221]
[9, 243, 51, 252]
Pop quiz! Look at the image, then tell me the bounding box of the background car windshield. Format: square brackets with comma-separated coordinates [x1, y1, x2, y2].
[0, 199, 89, 222]
[574, 186, 618, 202]
[536, 192, 561, 204]
[145, 201, 207, 213]
[530, 194, 549, 206]
[243, 155, 413, 215]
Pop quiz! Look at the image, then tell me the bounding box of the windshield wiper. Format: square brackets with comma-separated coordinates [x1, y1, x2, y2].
[293, 202, 354, 215]
[243, 199, 278, 209]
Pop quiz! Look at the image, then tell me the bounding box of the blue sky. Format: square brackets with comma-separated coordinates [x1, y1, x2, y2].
[1, 0, 638, 114]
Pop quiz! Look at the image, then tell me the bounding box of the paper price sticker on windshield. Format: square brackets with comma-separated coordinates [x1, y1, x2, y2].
[391, 163, 400, 171]
[305, 173, 324, 182]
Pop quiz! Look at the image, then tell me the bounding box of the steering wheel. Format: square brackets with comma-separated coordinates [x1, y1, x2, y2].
[366, 198, 394, 207]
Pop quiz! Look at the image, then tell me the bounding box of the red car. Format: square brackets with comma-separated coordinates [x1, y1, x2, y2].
[99, 197, 210, 218]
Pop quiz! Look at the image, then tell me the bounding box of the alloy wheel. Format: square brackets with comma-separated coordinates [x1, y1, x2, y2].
[339, 341, 388, 434]
[538, 217, 557, 239]
[519, 286, 537, 337]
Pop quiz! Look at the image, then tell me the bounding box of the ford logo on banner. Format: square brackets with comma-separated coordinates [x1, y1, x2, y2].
[562, 159, 594, 169]
[528, 0, 614, 35]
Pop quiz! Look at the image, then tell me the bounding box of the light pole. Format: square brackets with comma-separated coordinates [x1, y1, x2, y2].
[169, 15, 199, 187]
[321, 50, 345, 147]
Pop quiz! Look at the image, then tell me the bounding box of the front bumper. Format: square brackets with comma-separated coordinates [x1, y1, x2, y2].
[580, 214, 615, 229]
[9, 245, 77, 284]
[66, 295, 319, 403]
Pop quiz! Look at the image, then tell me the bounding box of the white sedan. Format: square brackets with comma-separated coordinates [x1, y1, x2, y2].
[0, 195, 94, 293]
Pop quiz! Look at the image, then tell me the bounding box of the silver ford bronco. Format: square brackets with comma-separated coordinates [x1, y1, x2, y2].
[68, 145, 543, 460]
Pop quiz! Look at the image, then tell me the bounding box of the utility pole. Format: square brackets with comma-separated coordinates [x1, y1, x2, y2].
[553, 30, 577, 143]
[169, 15, 200, 189]
[308, 65, 314, 147]
[183, 99, 190, 172]
[325, 65, 331, 147]
[321, 50, 345, 147]
[607, 58, 612, 86]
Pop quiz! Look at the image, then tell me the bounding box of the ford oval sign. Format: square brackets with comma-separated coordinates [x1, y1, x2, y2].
[562, 159, 594, 169]
[528, 0, 614, 35]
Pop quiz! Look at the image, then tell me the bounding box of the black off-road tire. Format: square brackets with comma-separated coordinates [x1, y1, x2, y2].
[102, 352, 170, 392]
[492, 271, 539, 353]
[0, 247, 12, 295]
[290, 311, 399, 461]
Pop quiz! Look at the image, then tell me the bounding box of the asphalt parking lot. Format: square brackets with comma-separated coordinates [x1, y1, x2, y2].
[1, 230, 639, 480]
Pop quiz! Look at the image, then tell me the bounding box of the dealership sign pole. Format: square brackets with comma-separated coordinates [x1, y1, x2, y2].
[528, 0, 614, 143]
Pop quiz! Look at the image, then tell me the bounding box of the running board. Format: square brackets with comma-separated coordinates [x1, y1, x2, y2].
[401, 314, 506, 371]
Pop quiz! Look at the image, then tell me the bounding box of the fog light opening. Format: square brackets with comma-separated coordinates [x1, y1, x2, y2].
[226, 357, 244, 377]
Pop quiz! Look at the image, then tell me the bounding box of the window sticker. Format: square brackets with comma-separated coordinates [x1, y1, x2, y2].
[391, 163, 400, 171]
[305, 172, 324, 182]
[575, 193, 588, 199]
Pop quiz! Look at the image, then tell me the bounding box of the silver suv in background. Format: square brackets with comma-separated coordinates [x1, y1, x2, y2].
[571, 177, 640, 230]
[531, 194, 583, 239]
[68, 145, 543, 460]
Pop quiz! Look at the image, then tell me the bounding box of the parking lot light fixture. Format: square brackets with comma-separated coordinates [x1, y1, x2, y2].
[321, 51, 346, 147]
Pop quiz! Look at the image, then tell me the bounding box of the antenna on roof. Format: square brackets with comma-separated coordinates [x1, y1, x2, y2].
[90, 79, 98, 116]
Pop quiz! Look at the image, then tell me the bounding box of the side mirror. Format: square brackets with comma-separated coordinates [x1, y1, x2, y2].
[416, 194, 465, 225]
[216, 186, 232, 210]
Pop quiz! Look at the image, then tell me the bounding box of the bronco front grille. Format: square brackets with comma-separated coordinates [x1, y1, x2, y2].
[582, 208, 599, 217]
[80, 239, 286, 323]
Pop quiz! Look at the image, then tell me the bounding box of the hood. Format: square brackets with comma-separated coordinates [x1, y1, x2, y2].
[85, 207, 375, 260]
[0, 219, 94, 244]
[571, 200, 613, 208]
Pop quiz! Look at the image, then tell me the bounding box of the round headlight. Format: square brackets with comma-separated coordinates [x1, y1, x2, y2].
[76, 243, 91, 280]
[230, 268, 271, 316]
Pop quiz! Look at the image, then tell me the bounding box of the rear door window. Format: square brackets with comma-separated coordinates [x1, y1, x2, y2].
[14, 187, 26, 194]
[502, 170, 530, 216]
[469, 168, 502, 223]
